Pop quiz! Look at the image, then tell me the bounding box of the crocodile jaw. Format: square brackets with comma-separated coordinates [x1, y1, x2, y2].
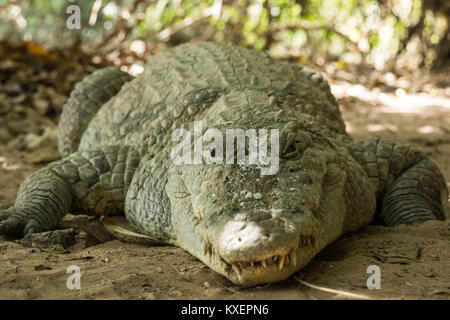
[218, 234, 319, 286]
[180, 208, 322, 286]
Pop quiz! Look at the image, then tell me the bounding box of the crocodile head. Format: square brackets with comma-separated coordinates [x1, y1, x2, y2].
[166, 121, 372, 286]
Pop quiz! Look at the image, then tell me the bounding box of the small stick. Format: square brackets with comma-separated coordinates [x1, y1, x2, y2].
[294, 276, 374, 300]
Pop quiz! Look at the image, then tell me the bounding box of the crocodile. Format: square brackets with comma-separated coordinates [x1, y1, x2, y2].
[0, 42, 447, 286]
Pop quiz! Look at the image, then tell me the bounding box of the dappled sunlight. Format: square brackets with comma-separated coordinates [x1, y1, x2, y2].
[344, 122, 354, 134]
[331, 82, 450, 114]
[0, 156, 20, 171]
[337, 75, 450, 138]
[126, 64, 144, 76]
[366, 123, 399, 133]
[417, 125, 442, 134]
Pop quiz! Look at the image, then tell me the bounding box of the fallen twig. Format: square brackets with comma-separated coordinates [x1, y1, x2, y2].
[293, 276, 374, 300]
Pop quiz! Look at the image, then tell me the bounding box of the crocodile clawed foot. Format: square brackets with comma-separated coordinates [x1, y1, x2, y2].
[0, 207, 42, 238]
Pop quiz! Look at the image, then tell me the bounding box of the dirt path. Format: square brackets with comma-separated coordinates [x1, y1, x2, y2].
[0, 71, 449, 300]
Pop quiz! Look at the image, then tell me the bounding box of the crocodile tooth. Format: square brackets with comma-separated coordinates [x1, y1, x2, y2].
[273, 256, 278, 263]
[278, 255, 285, 270]
[290, 250, 297, 266]
[203, 243, 208, 256]
[312, 238, 318, 250]
[285, 254, 290, 265]
[232, 264, 241, 276]
[250, 261, 254, 267]
[261, 259, 267, 268]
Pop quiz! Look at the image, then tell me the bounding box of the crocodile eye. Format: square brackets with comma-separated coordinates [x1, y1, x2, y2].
[285, 142, 296, 154]
[281, 127, 312, 159]
[282, 140, 300, 159]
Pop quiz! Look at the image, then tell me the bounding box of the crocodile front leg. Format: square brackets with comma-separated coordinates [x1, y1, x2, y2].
[0, 145, 141, 237]
[349, 138, 448, 226]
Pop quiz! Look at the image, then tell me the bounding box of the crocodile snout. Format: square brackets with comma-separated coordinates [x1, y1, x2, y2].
[213, 209, 318, 285]
[217, 210, 298, 260]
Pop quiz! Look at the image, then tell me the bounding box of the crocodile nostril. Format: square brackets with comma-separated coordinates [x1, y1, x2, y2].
[288, 167, 300, 173]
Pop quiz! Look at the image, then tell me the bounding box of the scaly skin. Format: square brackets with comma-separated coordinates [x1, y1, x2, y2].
[0, 42, 447, 286]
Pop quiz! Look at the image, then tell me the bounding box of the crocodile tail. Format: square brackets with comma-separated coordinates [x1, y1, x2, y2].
[349, 138, 448, 226]
[58, 67, 134, 157]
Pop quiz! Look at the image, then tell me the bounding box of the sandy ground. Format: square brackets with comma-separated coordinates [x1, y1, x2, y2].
[0, 72, 449, 300]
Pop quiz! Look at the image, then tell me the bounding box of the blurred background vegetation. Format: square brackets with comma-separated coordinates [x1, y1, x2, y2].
[0, 0, 449, 73]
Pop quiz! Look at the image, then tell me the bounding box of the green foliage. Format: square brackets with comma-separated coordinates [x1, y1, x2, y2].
[0, 0, 448, 70]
